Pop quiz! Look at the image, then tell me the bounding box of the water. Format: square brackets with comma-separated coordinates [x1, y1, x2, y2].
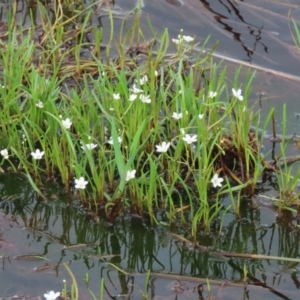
[1, 1, 300, 299]
[1, 176, 300, 299]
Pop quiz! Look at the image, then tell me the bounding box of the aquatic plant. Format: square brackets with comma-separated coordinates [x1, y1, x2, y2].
[0, 0, 294, 236]
[291, 18, 300, 56]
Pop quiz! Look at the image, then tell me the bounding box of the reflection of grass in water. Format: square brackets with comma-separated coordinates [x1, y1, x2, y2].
[0, 0, 298, 236]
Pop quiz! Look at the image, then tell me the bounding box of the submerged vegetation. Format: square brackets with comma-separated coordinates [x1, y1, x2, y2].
[0, 0, 300, 238]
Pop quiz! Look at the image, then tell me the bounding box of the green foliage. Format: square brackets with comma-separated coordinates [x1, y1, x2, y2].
[0, 0, 287, 234]
[291, 18, 300, 56]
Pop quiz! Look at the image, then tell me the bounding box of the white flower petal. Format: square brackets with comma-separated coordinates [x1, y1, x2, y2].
[31, 149, 44, 160]
[172, 38, 181, 45]
[81, 143, 97, 150]
[130, 84, 143, 94]
[208, 91, 217, 98]
[232, 88, 243, 101]
[0, 149, 8, 159]
[74, 177, 88, 189]
[36, 101, 44, 108]
[62, 118, 72, 129]
[113, 93, 121, 100]
[172, 112, 183, 120]
[182, 134, 197, 144]
[182, 35, 194, 42]
[126, 170, 136, 182]
[107, 136, 122, 145]
[139, 75, 148, 85]
[44, 291, 60, 300]
[140, 94, 151, 103]
[129, 94, 137, 101]
[156, 141, 171, 153]
[211, 174, 224, 188]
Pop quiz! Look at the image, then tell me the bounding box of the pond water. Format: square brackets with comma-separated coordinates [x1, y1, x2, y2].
[1, 174, 300, 299]
[0, 175, 300, 299]
[1, 1, 300, 299]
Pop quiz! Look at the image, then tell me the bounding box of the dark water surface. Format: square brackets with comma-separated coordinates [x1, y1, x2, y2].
[1, 1, 300, 299]
[1, 174, 300, 299]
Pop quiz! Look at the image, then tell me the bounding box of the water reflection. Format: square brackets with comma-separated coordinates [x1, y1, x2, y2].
[151, 0, 300, 77]
[202, 0, 270, 63]
[200, 0, 267, 63]
[0, 175, 299, 299]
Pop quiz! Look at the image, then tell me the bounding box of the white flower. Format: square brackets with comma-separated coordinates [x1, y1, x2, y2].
[182, 35, 194, 42]
[130, 84, 143, 94]
[31, 149, 44, 160]
[211, 173, 224, 188]
[126, 170, 136, 182]
[113, 93, 120, 100]
[172, 38, 181, 45]
[140, 94, 151, 103]
[172, 112, 183, 120]
[0, 149, 8, 159]
[198, 114, 204, 120]
[208, 91, 217, 98]
[62, 118, 72, 129]
[182, 134, 197, 144]
[36, 101, 44, 108]
[232, 88, 243, 101]
[139, 75, 148, 85]
[44, 291, 60, 300]
[81, 143, 97, 150]
[154, 70, 158, 77]
[108, 136, 122, 144]
[156, 141, 171, 153]
[74, 177, 88, 189]
[172, 35, 194, 44]
[129, 94, 137, 101]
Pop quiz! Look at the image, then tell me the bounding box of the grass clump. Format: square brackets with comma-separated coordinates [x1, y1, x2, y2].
[0, 1, 283, 234]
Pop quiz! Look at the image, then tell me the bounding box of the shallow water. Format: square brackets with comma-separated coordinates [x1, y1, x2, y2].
[1, 174, 300, 299]
[1, 1, 300, 299]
